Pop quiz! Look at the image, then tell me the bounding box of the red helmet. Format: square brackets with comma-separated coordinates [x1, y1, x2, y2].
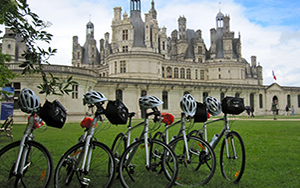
[161, 113, 174, 125]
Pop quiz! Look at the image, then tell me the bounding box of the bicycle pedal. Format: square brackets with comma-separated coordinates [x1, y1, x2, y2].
[81, 178, 90, 185]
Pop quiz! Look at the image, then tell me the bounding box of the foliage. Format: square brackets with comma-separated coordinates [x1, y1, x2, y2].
[0, 0, 78, 96]
[0, 48, 16, 99]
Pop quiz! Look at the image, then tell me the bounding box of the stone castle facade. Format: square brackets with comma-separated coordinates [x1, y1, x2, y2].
[2, 0, 300, 121]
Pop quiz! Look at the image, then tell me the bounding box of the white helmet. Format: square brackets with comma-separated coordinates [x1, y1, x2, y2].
[83, 91, 107, 105]
[204, 97, 222, 116]
[180, 94, 197, 116]
[18, 88, 40, 114]
[139, 95, 163, 109]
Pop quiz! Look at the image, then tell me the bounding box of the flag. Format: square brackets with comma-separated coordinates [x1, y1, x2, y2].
[272, 70, 277, 80]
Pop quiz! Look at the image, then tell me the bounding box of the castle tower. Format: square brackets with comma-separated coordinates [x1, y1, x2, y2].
[216, 11, 224, 28]
[130, 0, 146, 47]
[178, 16, 187, 40]
[72, 20, 100, 68]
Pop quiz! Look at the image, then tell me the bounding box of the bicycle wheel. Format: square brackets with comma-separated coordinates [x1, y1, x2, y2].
[220, 131, 246, 183]
[54, 141, 115, 188]
[111, 133, 127, 164]
[0, 140, 53, 188]
[119, 139, 178, 188]
[168, 135, 216, 187]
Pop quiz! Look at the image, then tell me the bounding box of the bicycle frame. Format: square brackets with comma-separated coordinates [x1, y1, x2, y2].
[13, 114, 36, 176]
[123, 109, 161, 169]
[77, 103, 105, 174]
[159, 113, 197, 162]
[196, 114, 238, 158]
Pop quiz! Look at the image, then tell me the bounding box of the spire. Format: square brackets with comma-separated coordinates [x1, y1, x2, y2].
[149, 0, 157, 19]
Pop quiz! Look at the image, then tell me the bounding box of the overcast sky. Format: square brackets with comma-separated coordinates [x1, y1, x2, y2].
[2, 0, 300, 87]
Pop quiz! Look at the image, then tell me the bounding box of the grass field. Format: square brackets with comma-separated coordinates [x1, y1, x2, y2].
[0, 115, 299, 187]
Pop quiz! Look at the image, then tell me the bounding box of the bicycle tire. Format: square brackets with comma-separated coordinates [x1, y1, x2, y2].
[188, 130, 203, 139]
[119, 139, 178, 188]
[0, 140, 53, 188]
[111, 133, 127, 164]
[152, 131, 165, 142]
[54, 141, 115, 188]
[168, 135, 216, 187]
[220, 131, 246, 183]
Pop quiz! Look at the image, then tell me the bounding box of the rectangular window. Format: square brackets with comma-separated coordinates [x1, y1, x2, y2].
[122, 30, 128, 41]
[195, 70, 198, 79]
[114, 61, 117, 74]
[174, 68, 178, 78]
[198, 46, 202, 54]
[72, 84, 78, 99]
[200, 70, 204, 80]
[122, 46, 128, 52]
[186, 69, 191, 79]
[120, 61, 126, 73]
[162, 41, 165, 50]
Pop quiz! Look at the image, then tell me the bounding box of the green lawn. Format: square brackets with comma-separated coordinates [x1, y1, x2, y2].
[0, 116, 299, 187]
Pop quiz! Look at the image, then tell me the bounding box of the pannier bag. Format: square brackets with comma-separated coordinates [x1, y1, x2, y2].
[40, 100, 67, 128]
[194, 102, 208, 122]
[105, 99, 129, 125]
[221, 97, 245, 115]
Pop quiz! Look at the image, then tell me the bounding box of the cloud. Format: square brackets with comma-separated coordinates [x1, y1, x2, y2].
[2, 0, 300, 87]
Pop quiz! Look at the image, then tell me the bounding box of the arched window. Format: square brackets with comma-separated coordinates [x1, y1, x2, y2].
[235, 93, 240, 98]
[174, 68, 179, 78]
[116, 89, 123, 101]
[203, 92, 208, 101]
[180, 68, 185, 79]
[141, 90, 147, 97]
[166, 67, 172, 78]
[259, 94, 263, 108]
[250, 93, 254, 108]
[220, 93, 225, 102]
[162, 91, 168, 109]
[287, 94, 291, 107]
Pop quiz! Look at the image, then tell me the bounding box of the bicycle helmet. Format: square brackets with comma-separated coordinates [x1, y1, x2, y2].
[204, 96, 222, 116]
[18, 88, 40, 113]
[139, 95, 163, 109]
[180, 94, 197, 116]
[83, 91, 107, 105]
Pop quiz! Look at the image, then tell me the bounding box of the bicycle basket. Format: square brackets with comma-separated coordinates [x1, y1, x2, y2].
[40, 100, 67, 128]
[104, 99, 129, 125]
[221, 96, 245, 115]
[194, 102, 208, 122]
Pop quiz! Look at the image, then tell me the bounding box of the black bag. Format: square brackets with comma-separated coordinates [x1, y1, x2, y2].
[222, 97, 245, 115]
[105, 99, 129, 125]
[194, 102, 208, 122]
[40, 100, 67, 128]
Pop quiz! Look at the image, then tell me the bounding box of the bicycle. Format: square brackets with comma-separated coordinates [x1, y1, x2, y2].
[189, 96, 246, 183]
[54, 91, 115, 188]
[0, 88, 53, 188]
[153, 94, 216, 187]
[113, 95, 178, 188]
